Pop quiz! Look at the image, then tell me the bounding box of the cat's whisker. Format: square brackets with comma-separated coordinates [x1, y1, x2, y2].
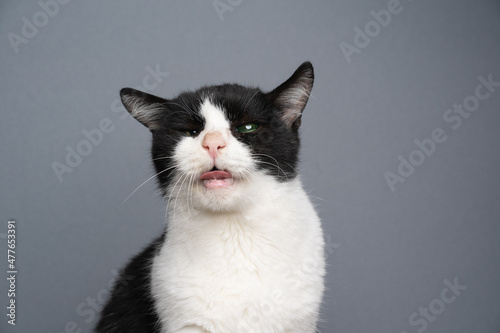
[152, 155, 176, 161]
[251, 153, 290, 180]
[173, 176, 184, 218]
[186, 174, 192, 217]
[167, 100, 203, 123]
[242, 89, 260, 111]
[251, 153, 284, 170]
[309, 195, 327, 203]
[170, 172, 188, 213]
[122, 165, 179, 204]
[182, 172, 193, 218]
[179, 99, 200, 118]
[284, 162, 300, 174]
[172, 172, 190, 222]
[168, 109, 194, 119]
[165, 171, 187, 215]
[240, 171, 251, 184]
[243, 169, 258, 183]
[188, 173, 196, 217]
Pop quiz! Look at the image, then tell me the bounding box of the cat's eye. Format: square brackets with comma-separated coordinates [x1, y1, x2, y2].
[183, 130, 198, 137]
[236, 123, 259, 134]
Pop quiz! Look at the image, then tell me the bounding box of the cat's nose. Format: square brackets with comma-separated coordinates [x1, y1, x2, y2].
[202, 131, 227, 160]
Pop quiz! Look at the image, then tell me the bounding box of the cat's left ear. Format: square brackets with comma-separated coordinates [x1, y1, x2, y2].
[120, 88, 167, 131]
[267, 61, 314, 129]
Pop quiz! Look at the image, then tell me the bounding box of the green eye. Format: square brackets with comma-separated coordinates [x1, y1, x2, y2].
[236, 123, 259, 134]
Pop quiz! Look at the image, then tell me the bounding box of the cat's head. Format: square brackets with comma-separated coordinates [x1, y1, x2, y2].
[120, 62, 314, 213]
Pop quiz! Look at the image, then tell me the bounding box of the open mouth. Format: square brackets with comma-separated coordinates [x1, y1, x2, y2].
[199, 168, 234, 189]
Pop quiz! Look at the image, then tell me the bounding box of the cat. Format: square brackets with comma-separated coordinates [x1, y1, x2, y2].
[96, 62, 326, 333]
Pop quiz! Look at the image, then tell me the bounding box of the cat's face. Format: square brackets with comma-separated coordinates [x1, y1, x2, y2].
[121, 62, 314, 213]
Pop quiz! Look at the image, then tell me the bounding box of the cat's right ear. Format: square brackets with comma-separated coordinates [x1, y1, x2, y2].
[120, 88, 167, 131]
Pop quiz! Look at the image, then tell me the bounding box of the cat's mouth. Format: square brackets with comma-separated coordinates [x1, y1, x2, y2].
[199, 169, 234, 189]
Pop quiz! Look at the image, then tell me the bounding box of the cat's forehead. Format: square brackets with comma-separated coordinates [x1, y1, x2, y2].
[199, 98, 230, 131]
[170, 85, 270, 130]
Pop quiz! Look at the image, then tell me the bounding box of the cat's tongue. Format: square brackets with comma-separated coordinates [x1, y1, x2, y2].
[200, 171, 234, 189]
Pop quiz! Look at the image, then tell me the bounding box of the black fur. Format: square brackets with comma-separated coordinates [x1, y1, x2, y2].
[95, 233, 164, 333]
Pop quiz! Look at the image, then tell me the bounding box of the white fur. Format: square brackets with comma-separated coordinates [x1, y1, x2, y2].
[151, 100, 325, 333]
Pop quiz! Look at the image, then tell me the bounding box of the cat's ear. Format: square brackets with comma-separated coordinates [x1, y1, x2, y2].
[120, 88, 167, 130]
[267, 61, 314, 128]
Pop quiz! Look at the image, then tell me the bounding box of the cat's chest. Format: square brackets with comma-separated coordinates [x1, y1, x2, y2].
[150, 183, 324, 332]
[151, 225, 288, 332]
[155, 217, 293, 292]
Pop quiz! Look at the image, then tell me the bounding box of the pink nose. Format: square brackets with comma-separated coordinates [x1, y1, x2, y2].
[202, 131, 227, 160]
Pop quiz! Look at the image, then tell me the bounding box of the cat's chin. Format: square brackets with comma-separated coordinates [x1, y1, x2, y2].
[190, 174, 250, 213]
[193, 191, 246, 213]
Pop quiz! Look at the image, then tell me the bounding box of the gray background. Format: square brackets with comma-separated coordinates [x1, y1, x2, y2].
[1, 0, 499, 332]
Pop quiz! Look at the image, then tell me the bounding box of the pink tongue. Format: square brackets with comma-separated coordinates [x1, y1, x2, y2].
[200, 171, 233, 189]
[200, 171, 232, 180]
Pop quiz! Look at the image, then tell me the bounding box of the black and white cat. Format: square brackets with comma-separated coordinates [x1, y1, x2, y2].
[96, 62, 325, 333]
